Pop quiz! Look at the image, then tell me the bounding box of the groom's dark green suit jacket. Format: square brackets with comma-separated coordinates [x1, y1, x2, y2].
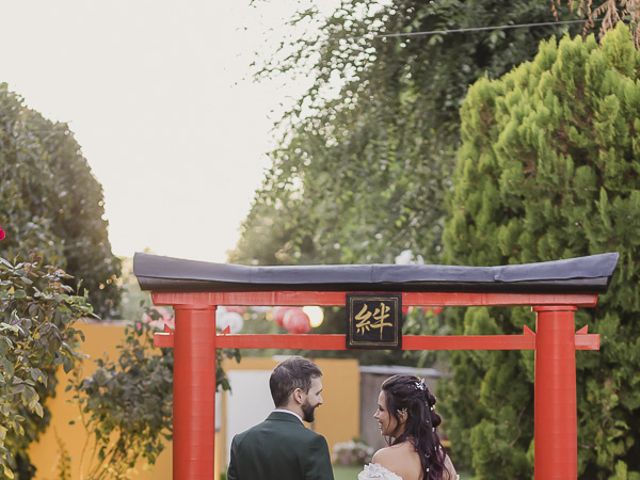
[227, 411, 334, 480]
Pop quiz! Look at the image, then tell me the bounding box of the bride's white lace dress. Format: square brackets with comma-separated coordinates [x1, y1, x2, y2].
[358, 463, 403, 480]
[358, 461, 460, 480]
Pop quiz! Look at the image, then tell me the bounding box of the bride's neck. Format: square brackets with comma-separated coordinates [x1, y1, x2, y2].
[394, 423, 408, 437]
[391, 431, 413, 445]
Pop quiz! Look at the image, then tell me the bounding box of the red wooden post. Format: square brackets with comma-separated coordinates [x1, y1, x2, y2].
[173, 305, 216, 479]
[533, 306, 577, 479]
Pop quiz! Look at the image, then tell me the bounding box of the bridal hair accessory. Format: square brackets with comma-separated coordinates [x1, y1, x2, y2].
[414, 380, 426, 391]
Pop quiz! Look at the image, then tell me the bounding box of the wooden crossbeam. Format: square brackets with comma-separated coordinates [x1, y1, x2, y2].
[153, 327, 599, 351]
[152, 291, 598, 307]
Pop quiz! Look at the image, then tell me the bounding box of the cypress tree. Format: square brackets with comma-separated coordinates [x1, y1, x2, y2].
[443, 24, 640, 478]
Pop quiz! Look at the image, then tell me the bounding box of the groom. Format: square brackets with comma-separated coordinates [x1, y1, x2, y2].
[227, 356, 335, 480]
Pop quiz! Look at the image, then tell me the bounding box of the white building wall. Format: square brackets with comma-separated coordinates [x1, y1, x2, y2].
[225, 370, 274, 465]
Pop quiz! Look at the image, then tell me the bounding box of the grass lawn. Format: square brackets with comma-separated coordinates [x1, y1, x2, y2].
[333, 465, 362, 480]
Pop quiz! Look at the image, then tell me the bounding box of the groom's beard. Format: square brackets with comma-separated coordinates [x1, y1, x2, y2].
[301, 400, 318, 423]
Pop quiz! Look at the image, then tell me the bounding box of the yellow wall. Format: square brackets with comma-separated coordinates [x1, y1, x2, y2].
[30, 323, 359, 479]
[312, 357, 361, 454]
[28, 322, 172, 480]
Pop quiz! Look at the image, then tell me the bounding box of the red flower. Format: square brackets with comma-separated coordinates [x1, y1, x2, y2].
[0, 227, 5, 241]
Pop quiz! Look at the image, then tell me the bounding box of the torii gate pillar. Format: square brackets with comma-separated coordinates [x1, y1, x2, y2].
[173, 305, 216, 479]
[534, 306, 578, 479]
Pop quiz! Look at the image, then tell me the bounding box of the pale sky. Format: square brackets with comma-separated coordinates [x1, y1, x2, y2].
[1, 1, 337, 263]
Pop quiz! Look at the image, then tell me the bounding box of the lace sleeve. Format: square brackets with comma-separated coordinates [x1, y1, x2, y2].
[357, 463, 403, 480]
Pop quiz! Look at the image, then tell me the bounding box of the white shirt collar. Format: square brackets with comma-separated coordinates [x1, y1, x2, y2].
[273, 408, 304, 424]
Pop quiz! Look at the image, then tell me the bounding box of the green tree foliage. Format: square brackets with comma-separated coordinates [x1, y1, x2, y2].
[443, 24, 640, 478]
[0, 256, 92, 479]
[0, 83, 121, 318]
[232, 0, 581, 266]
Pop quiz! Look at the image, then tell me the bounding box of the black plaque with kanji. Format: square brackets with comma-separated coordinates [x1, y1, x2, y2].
[346, 294, 402, 349]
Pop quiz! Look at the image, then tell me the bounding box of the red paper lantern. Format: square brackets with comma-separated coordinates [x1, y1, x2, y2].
[273, 307, 291, 327]
[283, 308, 311, 334]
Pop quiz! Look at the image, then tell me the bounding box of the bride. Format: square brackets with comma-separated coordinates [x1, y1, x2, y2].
[358, 375, 459, 480]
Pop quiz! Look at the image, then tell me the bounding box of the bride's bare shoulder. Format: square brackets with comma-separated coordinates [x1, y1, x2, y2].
[371, 447, 390, 463]
[372, 442, 421, 480]
[372, 443, 407, 462]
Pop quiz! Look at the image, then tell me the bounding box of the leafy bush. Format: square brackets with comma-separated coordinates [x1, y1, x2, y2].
[72, 307, 240, 479]
[0, 256, 92, 479]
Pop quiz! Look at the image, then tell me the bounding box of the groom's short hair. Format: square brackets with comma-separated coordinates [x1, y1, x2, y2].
[270, 356, 322, 407]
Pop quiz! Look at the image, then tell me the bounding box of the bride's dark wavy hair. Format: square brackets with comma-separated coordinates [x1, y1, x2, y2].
[381, 375, 450, 480]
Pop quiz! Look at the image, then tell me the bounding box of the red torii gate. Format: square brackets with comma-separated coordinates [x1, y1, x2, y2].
[133, 252, 619, 480]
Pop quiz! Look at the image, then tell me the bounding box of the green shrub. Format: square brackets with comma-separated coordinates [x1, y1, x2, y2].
[443, 24, 640, 478]
[0, 256, 92, 479]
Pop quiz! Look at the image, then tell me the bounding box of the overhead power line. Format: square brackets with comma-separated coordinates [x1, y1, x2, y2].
[367, 18, 600, 39]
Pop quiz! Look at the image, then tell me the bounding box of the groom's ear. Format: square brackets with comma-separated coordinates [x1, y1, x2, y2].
[292, 387, 305, 405]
